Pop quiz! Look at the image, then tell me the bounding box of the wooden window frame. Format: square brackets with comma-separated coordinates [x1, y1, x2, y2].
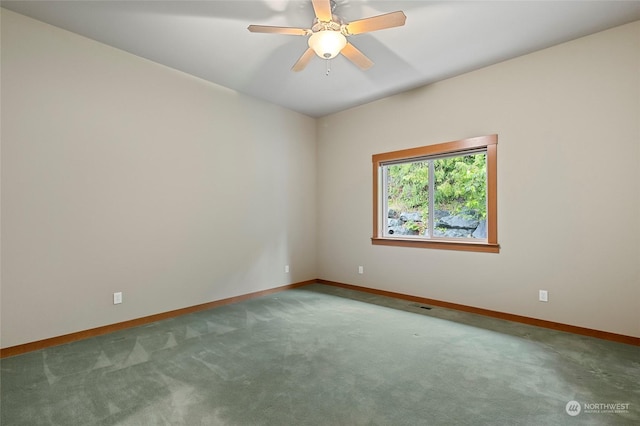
[372, 135, 499, 253]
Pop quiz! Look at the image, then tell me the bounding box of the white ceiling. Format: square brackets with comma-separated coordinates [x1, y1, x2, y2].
[3, 1, 640, 117]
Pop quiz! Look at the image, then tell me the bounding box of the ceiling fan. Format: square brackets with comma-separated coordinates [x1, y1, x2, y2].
[248, 0, 406, 72]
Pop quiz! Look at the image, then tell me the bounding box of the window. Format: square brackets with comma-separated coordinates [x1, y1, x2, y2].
[372, 135, 499, 253]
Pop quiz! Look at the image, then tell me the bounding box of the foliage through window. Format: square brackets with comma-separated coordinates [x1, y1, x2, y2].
[372, 135, 499, 253]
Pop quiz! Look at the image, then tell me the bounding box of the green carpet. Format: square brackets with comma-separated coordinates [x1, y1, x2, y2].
[1, 283, 638, 425]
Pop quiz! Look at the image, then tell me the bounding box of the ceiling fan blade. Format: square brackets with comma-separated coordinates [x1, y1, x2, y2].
[345, 11, 407, 35]
[312, 0, 332, 21]
[292, 48, 316, 72]
[341, 43, 374, 70]
[248, 25, 308, 36]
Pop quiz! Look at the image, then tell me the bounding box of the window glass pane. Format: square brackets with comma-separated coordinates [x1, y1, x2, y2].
[385, 162, 429, 236]
[433, 152, 487, 239]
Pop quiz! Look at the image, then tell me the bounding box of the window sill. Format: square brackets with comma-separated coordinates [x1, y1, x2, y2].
[371, 237, 500, 253]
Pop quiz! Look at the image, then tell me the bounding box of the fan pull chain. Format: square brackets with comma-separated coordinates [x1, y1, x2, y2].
[325, 59, 331, 76]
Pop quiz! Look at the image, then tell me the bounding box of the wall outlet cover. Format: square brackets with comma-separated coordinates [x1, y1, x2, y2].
[539, 290, 548, 302]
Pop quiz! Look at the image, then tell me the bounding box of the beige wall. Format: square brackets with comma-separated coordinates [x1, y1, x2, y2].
[1, 10, 317, 348]
[317, 21, 640, 338]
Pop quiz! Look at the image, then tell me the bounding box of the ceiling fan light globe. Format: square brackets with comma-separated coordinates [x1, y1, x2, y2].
[308, 30, 346, 59]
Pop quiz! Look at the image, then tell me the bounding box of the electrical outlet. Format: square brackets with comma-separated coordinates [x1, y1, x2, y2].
[113, 292, 123, 305]
[539, 290, 548, 302]
[358, 266, 364, 274]
[284, 265, 290, 273]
